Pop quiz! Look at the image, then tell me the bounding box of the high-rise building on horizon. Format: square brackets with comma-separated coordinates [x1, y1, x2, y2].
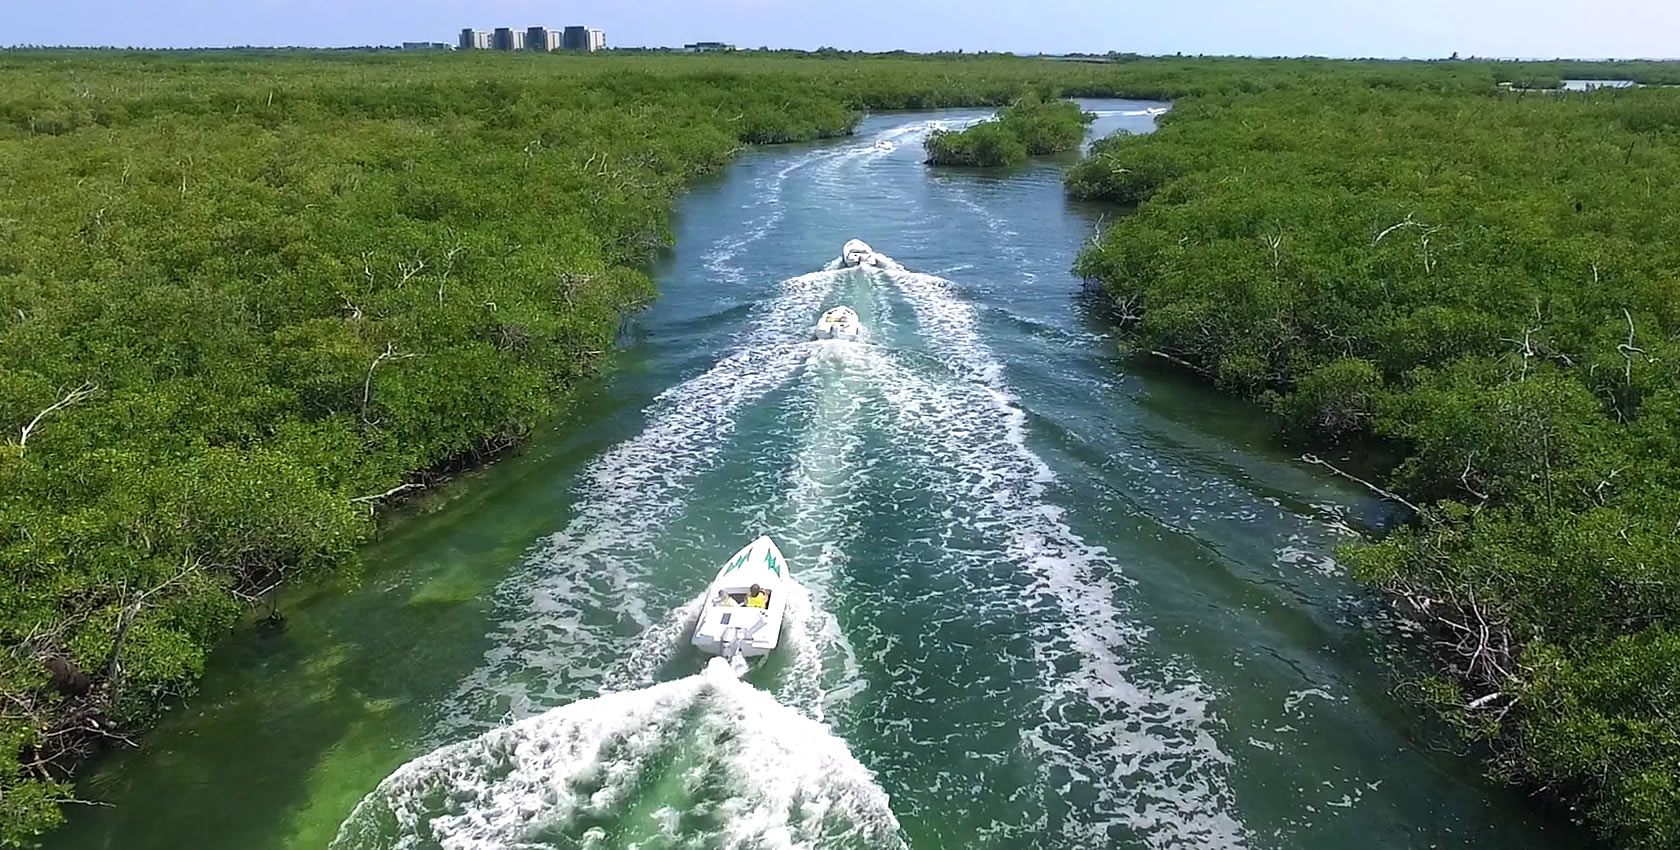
[527, 26, 562, 52]
[463, 24, 602, 52]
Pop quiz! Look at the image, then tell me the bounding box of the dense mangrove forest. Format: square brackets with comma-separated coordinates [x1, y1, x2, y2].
[1072, 76, 1680, 849]
[1, 48, 1678, 847]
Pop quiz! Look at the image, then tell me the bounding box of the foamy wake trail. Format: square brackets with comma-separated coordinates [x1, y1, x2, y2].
[705, 117, 927, 286]
[823, 251, 904, 274]
[808, 121, 941, 193]
[874, 267, 1249, 849]
[438, 273, 843, 735]
[333, 659, 905, 850]
[603, 334, 879, 724]
[763, 343, 887, 720]
[706, 148, 837, 287]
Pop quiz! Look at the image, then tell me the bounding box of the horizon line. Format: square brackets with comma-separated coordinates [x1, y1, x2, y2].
[1, 44, 1678, 62]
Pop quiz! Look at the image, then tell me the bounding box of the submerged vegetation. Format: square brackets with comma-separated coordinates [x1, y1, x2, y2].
[1073, 78, 1680, 848]
[923, 95, 1094, 166]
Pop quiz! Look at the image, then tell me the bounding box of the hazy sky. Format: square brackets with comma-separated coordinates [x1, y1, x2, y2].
[5, 0, 1677, 58]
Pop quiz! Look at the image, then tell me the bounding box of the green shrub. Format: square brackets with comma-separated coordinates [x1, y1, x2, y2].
[924, 120, 1029, 166]
[924, 94, 1093, 166]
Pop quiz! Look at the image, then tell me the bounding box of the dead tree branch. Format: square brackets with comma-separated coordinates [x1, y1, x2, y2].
[360, 250, 376, 291]
[1618, 307, 1648, 383]
[1088, 212, 1108, 248]
[104, 556, 200, 682]
[1300, 453, 1423, 515]
[396, 254, 427, 289]
[1265, 231, 1283, 271]
[349, 482, 425, 505]
[16, 382, 98, 453]
[1373, 213, 1423, 245]
[1460, 453, 1490, 502]
[1149, 349, 1212, 377]
[361, 342, 418, 422]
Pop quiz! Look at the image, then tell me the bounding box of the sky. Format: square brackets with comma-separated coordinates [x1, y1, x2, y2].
[4, 0, 1678, 59]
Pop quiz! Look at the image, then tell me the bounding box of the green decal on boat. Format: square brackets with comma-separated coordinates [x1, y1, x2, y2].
[765, 551, 780, 577]
[723, 549, 752, 574]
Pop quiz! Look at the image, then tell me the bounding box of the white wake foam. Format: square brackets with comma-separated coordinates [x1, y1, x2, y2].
[763, 343, 884, 720]
[706, 120, 932, 287]
[705, 148, 838, 287]
[438, 272, 845, 734]
[334, 659, 904, 850]
[869, 266, 1250, 849]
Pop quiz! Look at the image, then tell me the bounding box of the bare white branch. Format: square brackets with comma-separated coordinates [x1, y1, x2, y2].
[350, 482, 425, 505]
[438, 244, 464, 306]
[1264, 232, 1283, 270]
[1300, 453, 1424, 515]
[1373, 213, 1422, 245]
[1618, 307, 1649, 383]
[361, 250, 376, 291]
[105, 555, 201, 681]
[361, 342, 419, 420]
[1460, 454, 1490, 501]
[16, 382, 98, 452]
[397, 254, 427, 289]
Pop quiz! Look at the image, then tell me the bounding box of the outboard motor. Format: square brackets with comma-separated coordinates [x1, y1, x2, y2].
[720, 616, 769, 677]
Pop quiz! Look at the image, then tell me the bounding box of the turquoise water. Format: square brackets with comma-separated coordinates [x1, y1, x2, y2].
[51, 102, 1578, 850]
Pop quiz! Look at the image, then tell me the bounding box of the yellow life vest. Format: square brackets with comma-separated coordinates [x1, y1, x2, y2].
[746, 592, 768, 609]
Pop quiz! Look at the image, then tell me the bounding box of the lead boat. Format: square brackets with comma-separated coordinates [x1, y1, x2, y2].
[692, 536, 790, 674]
[813, 306, 861, 341]
[841, 239, 877, 267]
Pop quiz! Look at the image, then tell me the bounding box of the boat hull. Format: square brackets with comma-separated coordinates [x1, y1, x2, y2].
[814, 306, 861, 341]
[691, 536, 790, 659]
[841, 239, 876, 267]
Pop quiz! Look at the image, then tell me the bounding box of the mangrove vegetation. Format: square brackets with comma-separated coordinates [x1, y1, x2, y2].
[1072, 78, 1680, 849]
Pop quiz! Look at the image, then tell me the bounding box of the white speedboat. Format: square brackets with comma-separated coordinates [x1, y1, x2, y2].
[692, 536, 790, 673]
[841, 239, 877, 267]
[813, 306, 861, 341]
[874, 139, 895, 151]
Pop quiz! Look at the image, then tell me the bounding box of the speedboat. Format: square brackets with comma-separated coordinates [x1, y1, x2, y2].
[692, 536, 790, 673]
[874, 139, 895, 151]
[841, 239, 877, 267]
[813, 306, 861, 341]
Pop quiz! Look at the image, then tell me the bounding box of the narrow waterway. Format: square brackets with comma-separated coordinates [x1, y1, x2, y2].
[53, 102, 1576, 850]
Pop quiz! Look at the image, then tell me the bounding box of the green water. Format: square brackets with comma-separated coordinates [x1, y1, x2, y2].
[51, 103, 1580, 850]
